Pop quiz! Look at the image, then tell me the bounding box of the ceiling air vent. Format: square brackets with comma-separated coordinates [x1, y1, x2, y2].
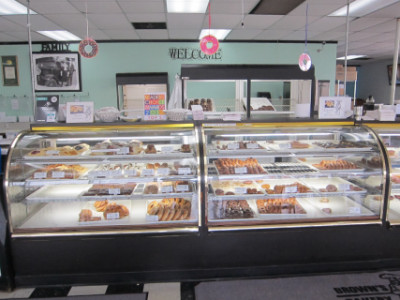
[250, 0, 306, 15]
[132, 22, 167, 30]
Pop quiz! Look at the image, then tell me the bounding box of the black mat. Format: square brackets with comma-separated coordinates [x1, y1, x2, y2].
[195, 270, 400, 300]
[21, 294, 147, 300]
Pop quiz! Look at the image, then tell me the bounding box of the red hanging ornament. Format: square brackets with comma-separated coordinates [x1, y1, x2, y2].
[200, 2, 219, 55]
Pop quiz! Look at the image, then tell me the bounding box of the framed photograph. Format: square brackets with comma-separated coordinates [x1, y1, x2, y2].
[1, 55, 19, 86]
[387, 64, 400, 85]
[33, 52, 81, 92]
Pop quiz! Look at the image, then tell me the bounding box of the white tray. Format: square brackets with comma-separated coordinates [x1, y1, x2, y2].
[300, 177, 366, 195]
[26, 184, 91, 202]
[305, 196, 375, 217]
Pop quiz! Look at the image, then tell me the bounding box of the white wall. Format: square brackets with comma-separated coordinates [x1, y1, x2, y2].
[357, 59, 400, 103]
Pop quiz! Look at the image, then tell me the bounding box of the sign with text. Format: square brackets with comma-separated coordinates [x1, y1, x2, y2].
[144, 93, 167, 121]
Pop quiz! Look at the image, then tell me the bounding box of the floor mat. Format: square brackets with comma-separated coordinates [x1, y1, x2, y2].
[195, 270, 400, 300]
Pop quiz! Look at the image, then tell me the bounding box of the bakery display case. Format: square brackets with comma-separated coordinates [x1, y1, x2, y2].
[367, 124, 400, 225]
[5, 124, 200, 235]
[203, 122, 386, 230]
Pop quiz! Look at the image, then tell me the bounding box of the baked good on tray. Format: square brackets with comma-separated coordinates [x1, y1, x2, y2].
[215, 158, 266, 175]
[82, 183, 136, 196]
[147, 198, 191, 221]
[218, 200, 254, 219]
[313, 159, 358, 170]
[265, 182, 311, 194]
[32, 164, 88, 179]
[256, 198, 306, 214]
[103, 202, 129, 220]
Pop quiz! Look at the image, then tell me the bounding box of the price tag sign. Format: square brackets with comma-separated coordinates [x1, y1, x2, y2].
[161, 146, 174, 153]
[161, 185, 173, 193]
[178, 168, 192, 175]
[46, 150, 59, 155]
[51, 171, 65, 178]
[125, 169, 137, 176]
[108, 188, 121, 195]
[284, 186, 298, 193]
[235, 187, 247, 194]
[235, 167, 247, 174]
[106, 212, 120, 220]
[246, 143, 259, 149]
[157, 168, 170, 176]
[176, 184, 189, 192]
[142, 169, 155, 176]
[146, 215, 159, 222]
[227, 143, 239, 150]
[349, 206, 361, 214]
[118, 147, 130, 155]
[339, 183, 350, 191]
[279, 143, 289, 149]
[34, 172, 47, 179]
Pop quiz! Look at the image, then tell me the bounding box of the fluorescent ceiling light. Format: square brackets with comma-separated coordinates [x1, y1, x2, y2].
[337, 55, 366, 60]
[329, 0, 399, 17]
[0, 0, 36, 15]
[38, 31, 81, 41]
[167, 0, 209, 13]
[199, 29, 231, 40]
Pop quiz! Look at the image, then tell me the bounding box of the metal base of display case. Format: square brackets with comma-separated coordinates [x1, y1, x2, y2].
[10, 224, 400, 287]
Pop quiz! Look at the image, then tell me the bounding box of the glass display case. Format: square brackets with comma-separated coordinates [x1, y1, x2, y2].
[5, 124, 200, 235]
[368, 125, 400, 225]
[203, 122, 386, 230]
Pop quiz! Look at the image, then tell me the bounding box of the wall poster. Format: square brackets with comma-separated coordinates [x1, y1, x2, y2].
[143, 92, 166, 121]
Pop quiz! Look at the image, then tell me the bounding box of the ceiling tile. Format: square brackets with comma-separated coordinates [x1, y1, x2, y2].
[27, 0, 80, 14]
[69, 0, 123, 13]
[202, 14, 242, 28]
[227, 28, 263, 39]
[126, 13, 166, 22]
[102, 29, 139, 39]
[239, 15, 283, 29]
[117, 1, 165, 13]
[210, 0, 260, 14]
[255, 29, 292, 40]
[167, 14, 204, 29]
[0, 32, 23, 42]
[365, 2, 400, 18]
[44, 13, 94, 30]
[308, 17, 351, 32]
[3, 15, 65, 31]
[0, 17, 26, 32]
[268, 15, 319, 30]
[288, 3, 346, 16]
[310, 31, 344, 41]
[168, 29, 200, 39]
[136, 29, 169, 39]
[87, 13, 132, 29]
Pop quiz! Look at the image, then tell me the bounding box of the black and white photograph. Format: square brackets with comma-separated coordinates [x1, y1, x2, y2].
[33, 52, 81, 92]
[387, 64, 400, 86]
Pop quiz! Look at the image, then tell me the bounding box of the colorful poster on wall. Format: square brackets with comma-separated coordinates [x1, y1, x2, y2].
[143, 93, 166, 121]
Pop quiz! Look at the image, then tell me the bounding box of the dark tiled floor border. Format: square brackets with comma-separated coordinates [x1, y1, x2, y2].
[29, 286, 71, 298]
[105, 283, 144, 295]
[181, 282, 199, 300]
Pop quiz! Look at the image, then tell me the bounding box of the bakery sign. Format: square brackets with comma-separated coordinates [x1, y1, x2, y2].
[168, 47, 222, 60]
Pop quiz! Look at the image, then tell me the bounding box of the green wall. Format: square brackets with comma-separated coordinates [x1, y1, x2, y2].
[0, 41, 337, 117]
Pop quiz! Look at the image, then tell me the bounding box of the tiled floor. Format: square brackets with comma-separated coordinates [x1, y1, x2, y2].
[0, 282, 192, 299]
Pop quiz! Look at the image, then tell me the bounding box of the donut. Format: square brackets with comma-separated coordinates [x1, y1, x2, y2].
[147, 201, 159, 215]
[94, 200, 108, 212]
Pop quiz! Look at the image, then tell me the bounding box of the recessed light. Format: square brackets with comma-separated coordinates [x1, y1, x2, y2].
[337, 55, 367, 60]
[0, 0, 36, 15]
[38, 31, 81, 41]
[329, 0, 399, 17]
[167, 0, 209, 13]
[199, 29, 231, 40]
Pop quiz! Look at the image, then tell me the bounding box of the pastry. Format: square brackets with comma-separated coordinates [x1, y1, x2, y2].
[145, 144, 157, 154]
[78, 209, 101, 222]
[180, 144, 191, 153]
[144, 183, 159, 194]
[94, 200, 109, 212]
[74, 143, 90, 154]
[59, 146, 79, 156]
[147, 198, 191, 221]
[256, 198, 306, 214]
[128, 140, 143, 155]
[103, 202, 129, 219]
[147, 201, 160, 215]
[313, 159, 358, 170]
